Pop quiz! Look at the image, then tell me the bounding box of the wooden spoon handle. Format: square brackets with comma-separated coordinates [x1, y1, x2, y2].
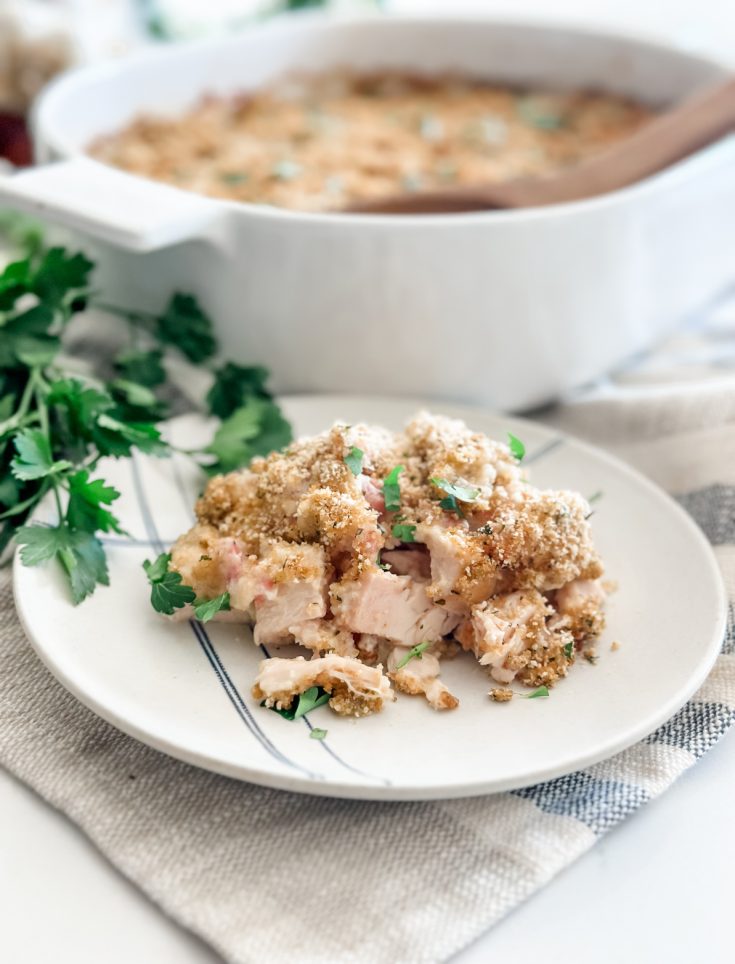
[510, 73, 735, 207]
[348, 75, 735, 214]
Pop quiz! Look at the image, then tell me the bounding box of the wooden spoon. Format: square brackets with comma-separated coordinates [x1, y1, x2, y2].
[345, 75, 735, 214]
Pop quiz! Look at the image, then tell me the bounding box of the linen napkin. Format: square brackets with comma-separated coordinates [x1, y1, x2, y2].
[1, 310, 734, 963]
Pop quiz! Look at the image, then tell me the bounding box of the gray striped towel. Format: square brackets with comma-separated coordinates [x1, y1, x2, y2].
[1, 297, 734, 963]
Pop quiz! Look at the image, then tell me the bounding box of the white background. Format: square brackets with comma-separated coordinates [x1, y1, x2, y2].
[2, 1, 735, 962]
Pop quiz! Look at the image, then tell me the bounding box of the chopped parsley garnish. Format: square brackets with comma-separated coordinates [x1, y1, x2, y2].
[194, 591, 231, 622]
[507, 432, 526, 461]
[563, 641, 575, 660]
[521, 686, 550, 699]
[267, 685, 330, 721]
[344, 445, 364, 476]
[383, 464, 405, 512]
[272, 160, 302, 181]
[392, 523, 416, 543]
[431, 477, 480, 515]
[0, 223, 292, 603]
[220, 172, 249, 185]
[310, 727, 328, 741]
[396, 640, 432, 669]
[143, 552, 196, 615]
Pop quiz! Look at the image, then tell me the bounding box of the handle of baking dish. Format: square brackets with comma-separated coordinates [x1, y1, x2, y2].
[0, 156, 227, 251]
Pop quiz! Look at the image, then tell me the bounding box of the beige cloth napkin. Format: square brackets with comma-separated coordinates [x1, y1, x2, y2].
[1, 357, 734, 962]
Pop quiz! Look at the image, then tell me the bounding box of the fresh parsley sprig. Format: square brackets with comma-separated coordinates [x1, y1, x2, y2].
[1, 225, 292, 604]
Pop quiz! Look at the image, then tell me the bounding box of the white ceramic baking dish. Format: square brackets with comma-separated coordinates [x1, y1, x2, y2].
[1, 15, 734, 410]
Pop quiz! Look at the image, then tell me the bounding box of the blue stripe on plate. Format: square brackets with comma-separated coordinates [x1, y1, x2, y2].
[514, 771, 650, 835]
[129, 454, 322, 781]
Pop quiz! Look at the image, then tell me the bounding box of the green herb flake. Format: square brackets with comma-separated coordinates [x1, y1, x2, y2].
[507, 433, 526, 461]
[392, 523, 416, 543]
[194, 591, 231, 622]
[396, 640, 432, 670]
[344, 445, 364, 476]
[310, 727, 328, 741]
[564, 641, 575, 660]
[383, 465, 405, 512]
[220, 172, 249, 186]
[521, 686, 550, 699]
[267, 685, 330, 721]
[272, 160, 302, 181]
[431, 477, 480, 516]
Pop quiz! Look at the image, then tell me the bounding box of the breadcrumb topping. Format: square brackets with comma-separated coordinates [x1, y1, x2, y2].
[168, 412, 609, 717]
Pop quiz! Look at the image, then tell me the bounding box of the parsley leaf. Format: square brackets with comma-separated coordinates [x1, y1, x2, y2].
[31, 247, 93, 304]
[310, 727, 328, 741]
[66, 470, 124, 535]
[431, 477, 480, 515]
[396, 640, 432, 669]
[521, 686, 550, 699]
[206, 363, 271, 419]
[392, 523, 416, 542]
[563, 641, 575, 660]
[60, 530, 110, 604]
[344, 445, 364, 476]
[143, 553, 196, 615]
[16, 523, 109, 604]
[15, 523, 68, 566]
[267, 685, 330, 721]
[193, 591, 231, 622]
[383, 465, 404, 512]
[93, 414, 166, 458]
[206, 396, 292, 474]
[156, 293, 216, 362]
[507, 433, 526, 461]
[11, 429, 72, 480]
[114, 348, 166, 388]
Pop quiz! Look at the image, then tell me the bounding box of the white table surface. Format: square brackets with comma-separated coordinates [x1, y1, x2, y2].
[2, 1, 734, 962]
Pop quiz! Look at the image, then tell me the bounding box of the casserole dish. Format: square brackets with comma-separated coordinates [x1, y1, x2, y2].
[0, 16, 733, 410]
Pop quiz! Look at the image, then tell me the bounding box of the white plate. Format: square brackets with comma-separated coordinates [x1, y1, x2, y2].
[13, 396, 727, 800]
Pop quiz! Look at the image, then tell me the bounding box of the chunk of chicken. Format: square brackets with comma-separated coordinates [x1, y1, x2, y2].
[289, 619, 358, 658]
[252, 654, 395, 717]
[387, 647, 459, 711]
[416, 523, 499, 610]
[456, 589, 573, 687]
[553, 578, 606, 641]
[249, 541, 329, 645]
[331, 567, 461, 646]
[476, 489, 603, 592]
